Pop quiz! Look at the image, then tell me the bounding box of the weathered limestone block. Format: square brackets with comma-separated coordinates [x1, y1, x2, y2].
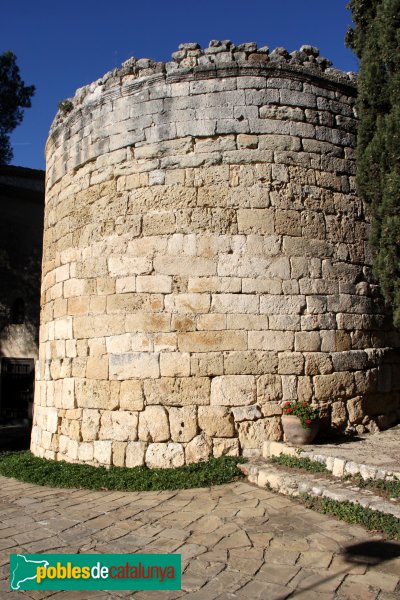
[60, 418, 80, 441]
[169, 406, 198, 442]
[144, 377, 210, 406]
[197, 313, 226, 331]
[185, 433, 212, 464]
[282, 375, 298, 400]
[112, 441, 126, 467]
[275, 209, 302, 236]
[40, 430, 52, 450]
[331, 351, 368, 372]
[218, 254, 288, 278]
[178, 331, 247, 352]
[154, 333, 177, 352]
[237, 209, 274, 234]
[46, 408, 59, 434]
[126, 441, 146, 467]
[188, 276, 241, 293]
[64, 278, 87, 298]
[223, 351, 278, 375]
[165, 293, 211, 314]
[211, 293, 259, 314]
[62, 378, 76, 409]
[198, 406, 235, 437]
[191, 353, 224, 376]
[304, 353, 333, 375]
[76, 380, 118, 410]
[238, 418, 282, 448]
[314, 372, 355, 400]
[58, 434, 68, 455]
[116, 277, 136, 294]
[347, 396, 365, 424]
[66, 439, 78, 461]
[160, 352, 190, 377]
[331, 401, 347, 428]
[210, 375, 256, 406]
[154, 256, 216, 277]
[93, 440, 112, 465]
[119, 380, 144, 411]
[86, 356, 108, 380]
[99, 411, 138, 441]
[278, 352, 304, 375]
[213, 438, 240, 457]
[73, 315, 125, 339]
[171, 314, 196, 332]
[257, 375, 282, 403]
[354, 369, 378, 395]
[297, 376, 313, 402]
[31, 426, 41, 449]
[81, 409, 101, 441]
[108, 256, 152, 277]
[145, 443, 185, 468]
[232, 405, 262, 422]
[78, 442, 94, 462]
[225, 314, 269, 331]
[54, 317, 73, 340]
[106, 334, 132, 354]
[138, 406, 170, 442]
[237, 134, 259, 149]
[248, 331, 294, 351]
[295, 332, 321, 352]
[261, 401, 282, 417]
[126, 312, 170, 333]
[109, 352, 160, 379]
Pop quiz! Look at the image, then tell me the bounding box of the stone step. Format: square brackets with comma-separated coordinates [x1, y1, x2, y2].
[262, 440, 400, 482]
[238, 460, 400, 519]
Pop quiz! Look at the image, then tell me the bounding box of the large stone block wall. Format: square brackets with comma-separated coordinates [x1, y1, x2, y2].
[32, 41, 400, 467]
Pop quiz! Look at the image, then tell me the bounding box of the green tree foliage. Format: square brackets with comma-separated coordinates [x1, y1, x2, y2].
[346, 0, 400, 324]
[0, 51, 35, 164]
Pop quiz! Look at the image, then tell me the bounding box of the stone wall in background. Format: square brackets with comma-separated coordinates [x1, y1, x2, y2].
[32, 41, 400, 467]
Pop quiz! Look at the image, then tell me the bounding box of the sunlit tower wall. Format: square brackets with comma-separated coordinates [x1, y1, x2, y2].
[32, 41, 400, 467]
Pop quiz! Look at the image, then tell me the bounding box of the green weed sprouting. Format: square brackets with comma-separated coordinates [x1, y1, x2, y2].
[0, 451, 244, 492]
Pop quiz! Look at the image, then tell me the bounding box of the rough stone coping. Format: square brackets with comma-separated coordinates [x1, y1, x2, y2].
[263, 441, 400, 482]
[239, 461, 400, 520]
[51, 39, 357, 131]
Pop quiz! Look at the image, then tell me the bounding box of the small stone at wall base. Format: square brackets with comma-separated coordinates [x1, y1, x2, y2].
[93, 440, 112, 465]
[185, 433, 212, 464]
[213, 438, 240, 457]
[126, 441, 146, 467]
[145, 442, 185, 468]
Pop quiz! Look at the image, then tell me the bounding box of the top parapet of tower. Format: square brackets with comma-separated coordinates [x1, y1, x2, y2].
[121, 40, 355, 77]
[53, 40, 357, 128]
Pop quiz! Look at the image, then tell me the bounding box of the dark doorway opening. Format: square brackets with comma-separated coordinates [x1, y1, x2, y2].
[0, 358, 34, 421]
[0, 357, 34, 450]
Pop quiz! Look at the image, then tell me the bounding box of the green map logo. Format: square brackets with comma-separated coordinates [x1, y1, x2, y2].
[10, 554, 181, 590]
[11, 555, 50, 590]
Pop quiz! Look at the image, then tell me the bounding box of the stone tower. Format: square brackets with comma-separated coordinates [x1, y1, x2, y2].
[32, 41, 400, 468]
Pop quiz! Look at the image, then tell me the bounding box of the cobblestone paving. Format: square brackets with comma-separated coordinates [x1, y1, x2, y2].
[0, 476, 399, 599]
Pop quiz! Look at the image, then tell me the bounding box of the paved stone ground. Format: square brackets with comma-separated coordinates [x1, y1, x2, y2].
[301, 427, 400, 473]
[0, 476, 399, 599]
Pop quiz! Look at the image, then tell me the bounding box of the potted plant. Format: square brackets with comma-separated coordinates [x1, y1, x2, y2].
[281, 400, 320, 445]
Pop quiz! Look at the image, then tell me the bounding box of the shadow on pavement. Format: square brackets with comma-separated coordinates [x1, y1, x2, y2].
[282, 539, 400, 599]
[342, 540, 400, 565]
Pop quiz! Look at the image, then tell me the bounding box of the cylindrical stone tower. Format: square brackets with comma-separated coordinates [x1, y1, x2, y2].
[32, 41, 400, 467]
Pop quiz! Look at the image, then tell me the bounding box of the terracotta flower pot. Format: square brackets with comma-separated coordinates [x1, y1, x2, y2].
[281, 415, 319, 445]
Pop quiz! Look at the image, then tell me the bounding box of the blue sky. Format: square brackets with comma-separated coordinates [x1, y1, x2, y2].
[2, 1, 358, 170]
